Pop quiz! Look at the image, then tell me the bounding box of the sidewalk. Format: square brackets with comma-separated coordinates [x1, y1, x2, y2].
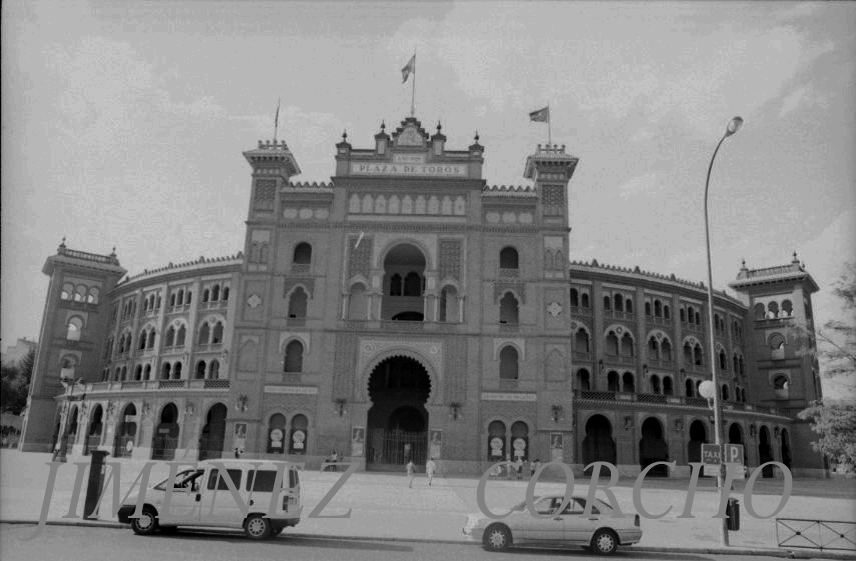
[2, 451, 854, 559]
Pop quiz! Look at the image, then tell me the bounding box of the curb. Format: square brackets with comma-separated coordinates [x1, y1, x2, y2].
[2, 519, 853, 559]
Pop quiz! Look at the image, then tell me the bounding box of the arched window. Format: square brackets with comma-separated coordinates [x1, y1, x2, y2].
[663, 376, 674, 396]
[222, 287, 230, 301]
[645, 302, 652, 316]
[147, 329, 156, 349]
[138, 331, 147, 350]
[74, 285, 86, 302]
[290, 414, 308, 455]
[487, 421, 507, 459]
[293, 243, 312, 264]
[661, 339, 672, 361]
[664, 305, 670, 319]
[680, 308, 687, 322]
[719, 349, 728, 370]
[143, 364, 151, 380]
[625, 298, 633, 314]
[581, 293, 590, 308]
[570, 289, 579, 307]
[603, 295, 611, 311]
[61, 283, 73, 300]
[499, 247, 519, 270]
[211, 285, 220, 302]
[499, 346, 519, 380]
[754, 303, 765, 319]
[773, 375, 789, 390]
[574, 329, 590, 353]
[683, 342, 693, 364]
[622, 372, 635, 393]
[403, 272, 422, 296]
[782, 300, 793, 317]
[268, 414, 286, 454]
[605, 331, 619, 355]
[288, 287, 308, 318]
[176, 325, 186, 347]
[767, 301, 779, 319]
[733, 354, 740, 373]
[389, 274, 402, 296]
[165, 326, 176, 347]
[721, 385, 730, 401]
[769, 333, 786, 349]
[620, 333, 634, 357]
[651, 375, 661, 394]
[499, 292, 519, 324]
[607, 371, 620, 392]
[577, 369, 591, 391]
[170, 293, 176, 307]
[172, 362, 183, 380]
[614, 294, 624, 312]
[66, 317, 83, 341]
[693, 344, 703, 366]
[87, 287, 100, 304]
[177, 289, 184, 306]
[196, 361, 206, 379]
[685, 379, 694, 397]
[648, 337, 660, 360]
[284, 340, 304, 373]
[212, 322, 224, 345]
[199, 323, 210, 345]
[440, 286, 459, 323]
[161, 363, 171, 379]
[654, 300, 662, 317]
[209, 360, 219, 379]
[186, 291, 192, 305]
[202, 289, 210, 303]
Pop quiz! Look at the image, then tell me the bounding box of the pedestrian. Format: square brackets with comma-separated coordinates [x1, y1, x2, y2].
[331, 449, 339, 473]
[515, 457, 523, 480]
[529, 458, 536, 479]
[406, 459, 415, 488]
[534, 458, 542, 474]
[426, 456, 436, 486]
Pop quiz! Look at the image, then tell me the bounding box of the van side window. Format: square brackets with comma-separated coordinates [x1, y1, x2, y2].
[207, 468, 242, 491]
[290, 469, 299, 489]
[246, 470, 279, 492]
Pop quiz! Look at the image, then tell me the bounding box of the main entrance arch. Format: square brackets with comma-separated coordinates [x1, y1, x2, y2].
[639, 417, 669, 477]
[365, 355, 431, 471]
[199, 403, 227, 460]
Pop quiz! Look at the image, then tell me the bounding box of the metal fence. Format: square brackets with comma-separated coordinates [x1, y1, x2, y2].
[776, 518, 856, 552]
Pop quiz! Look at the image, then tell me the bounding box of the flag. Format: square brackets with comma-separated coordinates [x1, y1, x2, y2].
[275, 98, 281, 129]
[529, 106, 550, 123]
[401, 54, 416, 83]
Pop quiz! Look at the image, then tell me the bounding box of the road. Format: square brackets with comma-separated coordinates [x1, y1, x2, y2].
[0, 524, 789, 561]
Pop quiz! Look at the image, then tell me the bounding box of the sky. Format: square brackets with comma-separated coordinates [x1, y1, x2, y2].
[2, 1, 854, 397]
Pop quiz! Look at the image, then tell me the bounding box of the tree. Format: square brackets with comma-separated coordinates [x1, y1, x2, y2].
[796, 262, 856, 469]
[0, 348, 35, 415]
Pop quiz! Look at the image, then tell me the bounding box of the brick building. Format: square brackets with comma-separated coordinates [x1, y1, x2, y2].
[19, 116, 827, 477]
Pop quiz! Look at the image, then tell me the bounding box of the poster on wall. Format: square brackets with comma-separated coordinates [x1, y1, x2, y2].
[429, 429, 441, 460]
[352, 426, 365, 457]
[291, 429, 306, 452]
[269, 428, 284, 450]
[550, 432, 563, 463]
[234, 423, 247, 455]
[490, 436, 504, 458]
[512, 437, 527, 460]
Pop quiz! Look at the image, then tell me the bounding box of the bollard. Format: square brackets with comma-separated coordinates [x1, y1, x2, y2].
[726, 497, 740, 531]
[83, 450, 109, 520]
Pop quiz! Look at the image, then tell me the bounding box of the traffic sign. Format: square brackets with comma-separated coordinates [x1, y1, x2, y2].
[701, 444, 745, 478]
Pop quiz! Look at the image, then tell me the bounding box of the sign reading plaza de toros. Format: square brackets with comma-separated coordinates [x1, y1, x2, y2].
[350, 154, 468, 177]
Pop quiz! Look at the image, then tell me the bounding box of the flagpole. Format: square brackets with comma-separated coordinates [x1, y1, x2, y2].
[274, 98, 281, 143]
[411, 50, 416, 117]
[548, 104, 552, 146]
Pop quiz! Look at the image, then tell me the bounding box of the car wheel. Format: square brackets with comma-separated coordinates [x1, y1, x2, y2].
[482, 524, 512, 551]
[591, 529, 618, 555]
[244, 514, 272, 540]
[130, 507, 158, 536]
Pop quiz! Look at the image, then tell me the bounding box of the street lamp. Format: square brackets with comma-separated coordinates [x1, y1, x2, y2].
[56, 376, 85, 463]
[703, 115, 743, 546]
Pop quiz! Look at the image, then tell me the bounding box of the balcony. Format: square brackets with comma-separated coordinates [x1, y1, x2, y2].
[291, 263, 311, 275]
[499, 268, 519, 278]
[650, 316, 670, 326]
[84, 379, 231, 392]
[570, 305, 592, 317]
[572, 351, 592, 362]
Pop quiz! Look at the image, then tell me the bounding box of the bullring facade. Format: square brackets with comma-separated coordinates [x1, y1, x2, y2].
[20, 116, 826, 478]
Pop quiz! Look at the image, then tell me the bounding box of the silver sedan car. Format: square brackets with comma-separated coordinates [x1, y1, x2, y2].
[462, 495, 642, 555]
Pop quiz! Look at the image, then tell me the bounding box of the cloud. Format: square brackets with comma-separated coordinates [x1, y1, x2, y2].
[618, 173, 659, 200]
[778, 82, 829, 117]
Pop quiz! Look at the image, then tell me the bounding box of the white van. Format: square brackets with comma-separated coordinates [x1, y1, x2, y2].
[117, 460, 302, 539]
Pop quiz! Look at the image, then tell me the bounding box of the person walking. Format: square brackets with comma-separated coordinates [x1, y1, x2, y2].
[406, 459, 415, 488]
[515, 457, 524, 480]
[426, 456, 436, 486]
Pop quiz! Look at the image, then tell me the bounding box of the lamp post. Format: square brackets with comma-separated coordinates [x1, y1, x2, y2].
[56, 377, 84, 463]
[703, 116, 743, 546]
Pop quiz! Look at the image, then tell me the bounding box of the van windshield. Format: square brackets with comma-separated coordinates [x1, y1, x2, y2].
[153, 469, 203, 491]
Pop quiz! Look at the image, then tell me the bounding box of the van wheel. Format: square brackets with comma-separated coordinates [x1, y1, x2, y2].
[244, 514, 271, 540]
[131, 507, 158, 536]
[591, 529, 618, 555]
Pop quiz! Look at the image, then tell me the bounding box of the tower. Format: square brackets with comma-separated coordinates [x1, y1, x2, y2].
[19, 240, 126, 452]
